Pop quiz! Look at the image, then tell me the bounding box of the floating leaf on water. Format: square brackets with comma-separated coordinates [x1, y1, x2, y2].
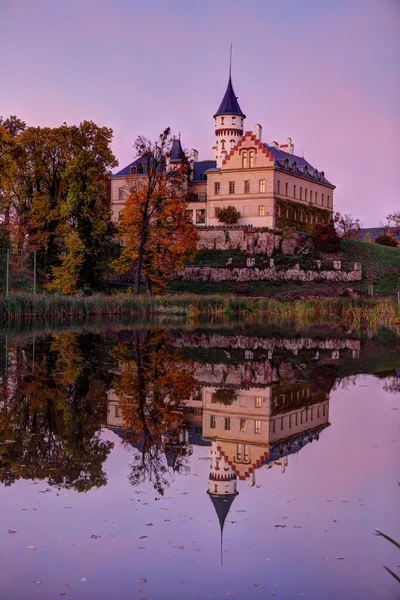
[34, 581, 42, 584]
[60, 594, 67, 597]
[80, 578, 87, 583]
[90, 535, 101, 539]
[336, 557, 345, 560]
[274, 525, 287, 529]
[27, 546, 36, 551]
[172, 545, 184, 550]
[137, 578, 147, 583]
[146, 523, 153, 527]
[254, 583, 265, 588]
[139, 536, 148, 539]
[8, 529, 17, 534]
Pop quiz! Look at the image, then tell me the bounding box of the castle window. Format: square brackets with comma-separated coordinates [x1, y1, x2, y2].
[237, 443, 243, 459]
[196, 209, 205, 224]
[315, 192, 318, 204]
[130, 166, 137, 175]
[300, 187, 303, 200]
[322, 193, 324, 206]
[285, 182, 288, 196]
[305, 189, 308, 202]
[231, 117, 236, 124]
[242, 151, 248, 169]
[327, 195, 330, 207]
[230, 139, 235, 150]
[259, 179, 266, 193]
[293, 185, 296, 198]
[259, 205, 265, 216]
[241, 118, 243, 126]
[310, 190, 313, 203]
[221, 140, 226, 150]
[118, 187, 124, 200]
[115, 405, 120, 418]
[229, 181, 235, 194]
[224, 417, 231, 431]
[249, 151, 255, 168]
[221, 117, 225, 125]
[214, 484, 218, 493]
[214, 182, 220, 195]
[244, 180, 250, 193]
[254, 420, 261, 434]
[272, 419, 276, 433]
[210, 416, 216, 429]
[240, 419, 246, 432]
[277, 180, 281, 194]
[255, 397, 262, 408]
[244, 444, 249, 460]
[225, 484, 230, 493]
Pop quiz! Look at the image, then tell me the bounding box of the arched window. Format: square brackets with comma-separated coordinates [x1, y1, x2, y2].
[221, 139, 226, 150]
[249, 151, 255, 168]
[230, 139, 235, 150]
[242, 151, 248, 168]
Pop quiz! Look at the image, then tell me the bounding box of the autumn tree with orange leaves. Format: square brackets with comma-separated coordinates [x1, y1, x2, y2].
[112, 128, 198, 294]
[111, 329, 197, 494]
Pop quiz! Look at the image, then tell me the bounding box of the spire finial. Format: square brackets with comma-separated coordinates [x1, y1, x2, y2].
[229, 43, 232, 79]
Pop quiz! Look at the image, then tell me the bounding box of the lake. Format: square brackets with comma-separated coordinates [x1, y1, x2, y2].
[0, 321, 399, 599]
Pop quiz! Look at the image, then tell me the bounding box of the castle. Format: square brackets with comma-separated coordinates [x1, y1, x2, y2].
[111, 67, 335, 231]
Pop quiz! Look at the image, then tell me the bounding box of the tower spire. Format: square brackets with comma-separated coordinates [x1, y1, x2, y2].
[229, 43, 232, 79]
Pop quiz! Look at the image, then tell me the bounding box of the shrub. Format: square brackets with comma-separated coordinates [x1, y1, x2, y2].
[375, 235, 397, 247]
[215, 205, 241, 225]
[212, 388, 237, 406]
[312, 222, 340, 253]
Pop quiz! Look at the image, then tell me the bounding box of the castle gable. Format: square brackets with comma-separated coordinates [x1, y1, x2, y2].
[221, 131, 274, 170]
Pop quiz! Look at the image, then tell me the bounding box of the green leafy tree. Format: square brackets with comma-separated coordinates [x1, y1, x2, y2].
[215, 205, 241, 225]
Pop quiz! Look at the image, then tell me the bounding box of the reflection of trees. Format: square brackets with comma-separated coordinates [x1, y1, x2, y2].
[0, 333, 113, 491]
[111, 329, 196, 495]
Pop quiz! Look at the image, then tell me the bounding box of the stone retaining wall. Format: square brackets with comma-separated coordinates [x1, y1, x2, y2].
[197, 227, 281, 256]
[174, 263, 362, 283]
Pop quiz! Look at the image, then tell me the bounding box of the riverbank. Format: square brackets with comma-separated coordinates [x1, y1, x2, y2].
[0, 293, 399, 330]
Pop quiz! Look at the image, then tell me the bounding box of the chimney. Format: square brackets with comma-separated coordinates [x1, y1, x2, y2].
[253, 123, 262, 141]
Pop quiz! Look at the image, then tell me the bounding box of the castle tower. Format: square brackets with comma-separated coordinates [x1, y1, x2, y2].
[207, 441, 238, 564]
[213, 55, 246, 168]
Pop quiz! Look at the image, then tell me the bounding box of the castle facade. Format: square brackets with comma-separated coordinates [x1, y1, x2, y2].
[111, 70, 335, 231]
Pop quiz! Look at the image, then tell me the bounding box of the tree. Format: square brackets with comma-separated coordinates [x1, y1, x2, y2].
[0, 116, 118, 290]
[215, 205, 241, 225]
[46, 230, 85, 294]
[111, 329, 197, 494]
[334, 212, 361, 239]
[112, 128, 198, 294]
[375, 234, 397, 247]
[212, 388, 237, 405]
[365, 231, 372, 243]
[386, 212, 400, 236]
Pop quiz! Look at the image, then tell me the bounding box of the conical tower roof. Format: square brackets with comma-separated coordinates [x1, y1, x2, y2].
[207, 491, 238, 533]
[213, 76, 246, 119]
[169, 135, 184, 163]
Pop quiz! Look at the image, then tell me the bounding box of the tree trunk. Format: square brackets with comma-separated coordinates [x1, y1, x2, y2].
[134, 226, 146, 295]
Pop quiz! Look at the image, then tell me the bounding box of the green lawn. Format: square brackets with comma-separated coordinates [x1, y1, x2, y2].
[339, 239, 400, 282]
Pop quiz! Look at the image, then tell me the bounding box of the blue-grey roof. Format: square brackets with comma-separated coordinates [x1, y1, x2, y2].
[214, 76, 246, 119]
[112, 156, 147, 177]
[265, 144, 334, 187]
[358, 228, 400, 242]
[170, 136, 184, 162]
[192, 160, 216, 182]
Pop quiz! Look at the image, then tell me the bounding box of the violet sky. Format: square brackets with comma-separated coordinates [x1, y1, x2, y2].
[1, 0, 399, 226]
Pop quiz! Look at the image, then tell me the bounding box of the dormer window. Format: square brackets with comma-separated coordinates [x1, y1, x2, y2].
[130, 166, 137, 175]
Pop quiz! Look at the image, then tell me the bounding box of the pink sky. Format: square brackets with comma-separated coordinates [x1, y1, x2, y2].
[1, 0, 399, 226]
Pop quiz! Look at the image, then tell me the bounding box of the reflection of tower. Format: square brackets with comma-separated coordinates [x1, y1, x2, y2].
[207, 440, 238, 565]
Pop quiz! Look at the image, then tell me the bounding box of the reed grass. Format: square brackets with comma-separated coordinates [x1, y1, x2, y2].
[0, 293, 399, 331]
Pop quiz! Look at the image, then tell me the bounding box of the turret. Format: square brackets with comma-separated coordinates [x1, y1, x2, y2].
[213, 58, 246, 168]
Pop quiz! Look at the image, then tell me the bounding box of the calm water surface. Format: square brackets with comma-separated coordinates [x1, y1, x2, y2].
[0, 324, 399, 600]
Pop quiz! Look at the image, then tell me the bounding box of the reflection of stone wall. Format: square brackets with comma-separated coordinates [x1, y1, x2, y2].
[174, 264, 362, 282]
[173, 333, 361, 355]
